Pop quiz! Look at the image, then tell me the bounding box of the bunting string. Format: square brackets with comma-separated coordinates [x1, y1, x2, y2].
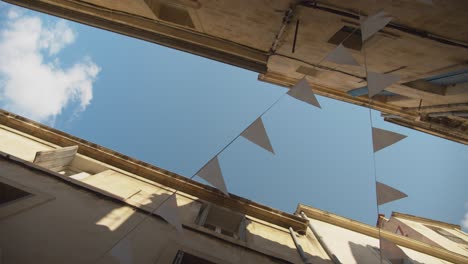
[359, 10, 410, 264]
[93, 75, 301, 263]
[95, 8, 410, 264]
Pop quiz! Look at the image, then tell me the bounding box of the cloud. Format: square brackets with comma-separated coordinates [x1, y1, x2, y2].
[462, 202, 468, 232]
[0, 10, 100, 124]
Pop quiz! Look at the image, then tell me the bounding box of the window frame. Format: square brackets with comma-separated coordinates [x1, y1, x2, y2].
[0, 176, 54, 220]
[156, 243, 226, 264]
[172, 250, 217, 264]
[196, 204, 247, 241]
[0, 181, 32, 206]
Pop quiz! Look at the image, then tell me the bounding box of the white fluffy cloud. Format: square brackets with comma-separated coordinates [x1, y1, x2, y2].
[462, 203, 468, 232]
[0, 10, 100, 123]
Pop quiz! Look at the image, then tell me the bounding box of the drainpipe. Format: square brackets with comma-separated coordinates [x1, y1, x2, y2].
[289, 227, 312, 264]
[300, 212, 342, 264]
[270, 5, 296, 52]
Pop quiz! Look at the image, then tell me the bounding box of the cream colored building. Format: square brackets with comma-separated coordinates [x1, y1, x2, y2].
[1, 109, 467, 264]
[4, 0, 468, 144]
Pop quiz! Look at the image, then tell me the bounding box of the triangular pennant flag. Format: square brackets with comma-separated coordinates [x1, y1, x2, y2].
[372, 127, 407, 153]
[360, 11, 393, 42]
[288, 78, 321, 108]
[197, 156, 228, 196]
[367, 71, 400, 98]
[241, 117, 275, 154]
[155, 194, 183, 232]
[376, 182, 408, 205]
[324, 44, 359, 66]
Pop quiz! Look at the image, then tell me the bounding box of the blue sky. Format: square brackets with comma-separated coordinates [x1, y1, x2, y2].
[1, 3, 467, 230]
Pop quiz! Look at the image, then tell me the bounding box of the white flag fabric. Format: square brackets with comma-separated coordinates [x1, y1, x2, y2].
[324, 44, 359, 66]
[372, 127, 407, 153]
[197, 156, 228, 196]
[376, 182, 408, 205]
[367, 71, 400, 98]
[241, 117, 274, 154]
[155, 194, 183, 232]
[288, 78, 321, 108]
[360, 11, 393, 42]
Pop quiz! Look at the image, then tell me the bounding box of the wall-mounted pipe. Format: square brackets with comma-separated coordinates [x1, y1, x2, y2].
[289, 227, 312, 264]
[270, 6, 295, 52]
[300, 212, 342, 264]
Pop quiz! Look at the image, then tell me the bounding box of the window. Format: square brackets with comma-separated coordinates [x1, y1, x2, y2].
[145, 0, 195, 28]
[0, 178, 54, 220]
[173, 251, 217, 264]
[425, 225, 468, 245]
[196, 205, 246, 240]
[0, 181, 31, 206]
[328, 26, 362, 50]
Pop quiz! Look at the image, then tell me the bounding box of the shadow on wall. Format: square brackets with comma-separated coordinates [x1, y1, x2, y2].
[349, 241, 424, 264]
[92, 191, 335, 264]
[244, 223, 334, 264]
[0, 158, 184, 264]
[349, 241, 382, 264]
[1, 158, 336, 264]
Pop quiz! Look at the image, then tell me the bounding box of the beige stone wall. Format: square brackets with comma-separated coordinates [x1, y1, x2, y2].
[394, 217, 468, 256]
[5, 0, 468, 143]
[380, 216, 440, 247]
[0, 125, 57, 162]
[2, 121, 465, 264]
[308, 218, 454, 264]
[0, 127, 316, 263]
[0, 158, 309, 264]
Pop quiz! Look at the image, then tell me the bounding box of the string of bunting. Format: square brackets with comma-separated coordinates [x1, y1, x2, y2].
[358, 9, 414, 262]
[95, 59, 325, 260]
[109, 8, 409, 237]
[98, 7, 417, 260]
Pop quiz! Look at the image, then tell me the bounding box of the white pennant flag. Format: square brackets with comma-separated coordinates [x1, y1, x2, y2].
[360, 11, 393, 42]
[372, 127, 407, 153]
[155, 194, 183, 232]
[324, 44, 359, 66]
[241, 117, 275, 154]
[288, 78, 321, 108]
[376, 182, 408, 205]
[197, 156, 228, 196]
[367, 71, 400, 98]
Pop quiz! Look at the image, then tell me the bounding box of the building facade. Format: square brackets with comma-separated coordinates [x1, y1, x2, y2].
[4, 0, 468, 144]
[1, 109, 467, 264]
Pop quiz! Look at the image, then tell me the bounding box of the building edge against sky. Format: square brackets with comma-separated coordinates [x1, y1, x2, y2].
[1, 108, 467, 264]
[3, 0, 468, 145]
